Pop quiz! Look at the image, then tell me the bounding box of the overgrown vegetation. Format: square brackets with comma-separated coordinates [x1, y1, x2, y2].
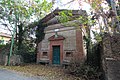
[0, 44, 10, 55]
[35, 21, 47, 44]
[57, 1, 120, 79]
[0, 44, 5, 49]
[13, 42, 36, 63]
[0, 0, 53, 64]
[66, 54, 103, 80]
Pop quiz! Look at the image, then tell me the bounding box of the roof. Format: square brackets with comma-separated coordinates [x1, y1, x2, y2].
[41, 9, 87, 24]
[0, 32, 12, 38]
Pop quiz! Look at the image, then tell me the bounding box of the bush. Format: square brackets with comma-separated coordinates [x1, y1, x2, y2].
[13, 42, 36, 63]
[66, 57, 101, 80]
[0, 44, 5, 49]
[0, 44, 10, 55]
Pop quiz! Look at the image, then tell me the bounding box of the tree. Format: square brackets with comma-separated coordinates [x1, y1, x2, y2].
[0, 0, 53, 65]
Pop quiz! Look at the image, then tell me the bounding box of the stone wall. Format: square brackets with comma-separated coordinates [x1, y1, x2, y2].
[0, 54, 7, 65]
[102, 33, 120, 80]
[102, 34, 112, 58]
[110, 34, 120, 58]
[102, 33, 120, 59]
[0, 54, 23, 65]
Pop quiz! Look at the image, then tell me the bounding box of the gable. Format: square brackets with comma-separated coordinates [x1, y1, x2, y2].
[41, 9, 87, 26]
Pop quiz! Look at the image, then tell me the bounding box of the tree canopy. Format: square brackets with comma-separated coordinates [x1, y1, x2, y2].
[0, 0, 53, 65]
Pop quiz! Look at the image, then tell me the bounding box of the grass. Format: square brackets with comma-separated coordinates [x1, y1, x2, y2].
[0, 64, 83, 80]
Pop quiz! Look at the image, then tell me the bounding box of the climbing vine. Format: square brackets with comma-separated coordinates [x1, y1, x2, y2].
[36, 21, 47, 44]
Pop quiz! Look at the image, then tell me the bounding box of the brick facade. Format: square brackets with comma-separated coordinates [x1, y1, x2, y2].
[76, 30, 84, 59]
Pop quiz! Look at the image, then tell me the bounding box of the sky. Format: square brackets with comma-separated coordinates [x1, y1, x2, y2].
[51, 0, 91, 13]
[0, 0, 92, 35]
[0, 24, 11, 34]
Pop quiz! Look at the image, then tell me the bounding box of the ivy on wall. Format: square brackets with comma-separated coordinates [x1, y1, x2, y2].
[35, 21, 47, 44]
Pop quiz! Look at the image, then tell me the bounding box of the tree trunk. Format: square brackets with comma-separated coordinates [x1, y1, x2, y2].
[18, 23, 23, 50]
[86, 26, 92, 64]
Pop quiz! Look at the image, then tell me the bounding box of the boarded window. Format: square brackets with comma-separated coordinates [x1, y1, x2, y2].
[42, 52, 48, 57]
[66, 52, 73, 57]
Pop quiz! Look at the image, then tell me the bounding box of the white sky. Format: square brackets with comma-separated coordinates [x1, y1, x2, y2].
[0, 24, 11, 34]
[51, 0, 91, 13]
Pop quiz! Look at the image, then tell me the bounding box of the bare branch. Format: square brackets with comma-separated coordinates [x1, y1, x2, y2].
[0, 19, 13, 35]
[61, 0, 75, 6]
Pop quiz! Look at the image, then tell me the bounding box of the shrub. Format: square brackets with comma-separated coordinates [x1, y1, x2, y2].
[13, 42, 36, 63]
[0, 44, 5, 49]
[66, 57, 100, 80]
[0, 44, 10, 55]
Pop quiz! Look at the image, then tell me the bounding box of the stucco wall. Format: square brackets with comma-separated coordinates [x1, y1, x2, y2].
[41, 26, 76, 52]
[38, 25, 77, 62]
[37, 23, 85, 64]
[0, 36, 10, 41]
[0, 36, 11, 44]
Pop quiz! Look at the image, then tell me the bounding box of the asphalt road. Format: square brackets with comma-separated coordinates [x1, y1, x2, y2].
[0, 69, 47, 80]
